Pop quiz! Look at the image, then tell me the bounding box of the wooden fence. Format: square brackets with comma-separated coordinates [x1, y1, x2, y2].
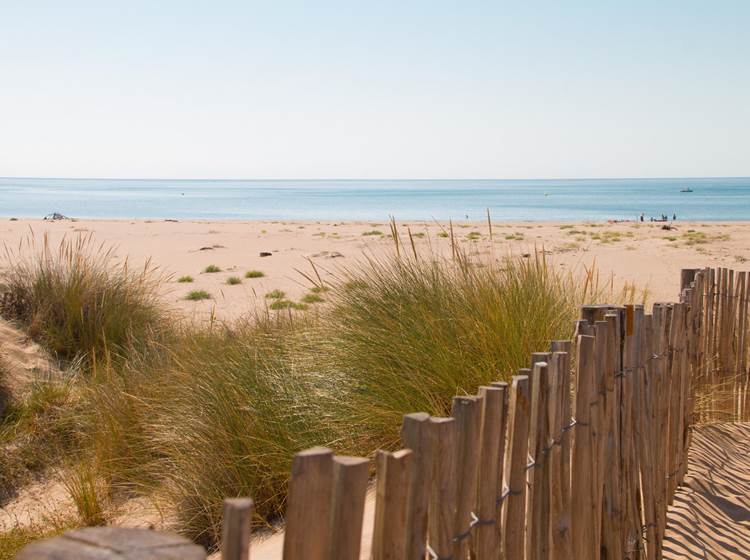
[690, 267, 750, 422]
[20, 267, 750, 559]
[230, 267, 718, 560]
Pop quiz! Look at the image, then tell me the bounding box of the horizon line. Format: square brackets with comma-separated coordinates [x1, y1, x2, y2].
[1, 175, 749, 182]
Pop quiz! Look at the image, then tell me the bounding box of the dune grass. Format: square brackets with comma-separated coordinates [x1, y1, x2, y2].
[245, 270, 264, 279]
[301, 293, 324, 304]
[203, 264, 221, 273]
[0, 234, 638, 550]
[177, 275, 194, 283]
[226, 276, 242, 285]
[317, 251, 584, 446]
[0, 234, 166, 365]
[185, 290, 211, 301]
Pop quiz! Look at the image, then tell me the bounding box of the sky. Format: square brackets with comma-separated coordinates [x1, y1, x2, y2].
[0, 1, 749, 180]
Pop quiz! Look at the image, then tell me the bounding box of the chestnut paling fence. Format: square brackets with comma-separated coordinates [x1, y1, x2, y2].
[20, 267, 750, 560]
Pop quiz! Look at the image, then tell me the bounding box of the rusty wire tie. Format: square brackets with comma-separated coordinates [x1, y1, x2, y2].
[495, 487, 521, 506]
[426, 545, 452, 560]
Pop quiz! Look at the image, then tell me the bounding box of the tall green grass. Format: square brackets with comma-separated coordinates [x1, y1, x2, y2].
[317, 251, 583, 447]
[1, 234, 166, 365]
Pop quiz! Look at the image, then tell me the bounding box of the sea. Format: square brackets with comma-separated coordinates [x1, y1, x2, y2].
[0, 177, 748, 222]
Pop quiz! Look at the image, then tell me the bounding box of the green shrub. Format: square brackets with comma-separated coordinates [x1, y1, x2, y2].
[265, 289, 286, 300]
[177, 275, 194, 283]
[226, 276, 242, 285]
[245, 270, 264, 279]
[185, 290, 211, 301]
[203, 265, 221, 273]
[269, 299, 307, 311]
[362, 230, 383, 236]
[0, 234, 166, 365]
[301, 293, 324, 304]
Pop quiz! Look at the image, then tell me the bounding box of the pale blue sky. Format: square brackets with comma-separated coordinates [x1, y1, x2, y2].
[1, 1, 748, 179]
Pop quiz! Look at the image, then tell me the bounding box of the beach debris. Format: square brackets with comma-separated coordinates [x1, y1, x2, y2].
[312, 251, 344, 259]
[43, 212, 70, 221]
[199, 245, 226, 251]
[661, 224, 674, 231]
[165, 219, 179, 222]
[260, 252, 273, 257]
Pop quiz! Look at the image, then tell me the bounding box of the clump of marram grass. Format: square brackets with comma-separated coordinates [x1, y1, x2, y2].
[317, 250, 583, 447]
[84, 316, 347, 546]
[203, 264, 221, 273]
[265, 289, 285, 300]
[185, 290, 211, 301]
[0, 234, 166, 366]
[177, 275, 194, 283]
[245, 270, 264, 279]
[301, 293, 324, 304]
[226, 276, 242, 285]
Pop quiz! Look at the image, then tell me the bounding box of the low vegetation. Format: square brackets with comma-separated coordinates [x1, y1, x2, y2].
[177, 275, 194, 283]
[203, 264, 221, 273]
[0, 234, 166, 365]
[226, 276, 242, 285]
[185, 290, 211, 301]
[300, 293, 324, 304]
[0, 234, 644, 550]
[244, 270, 264, 279]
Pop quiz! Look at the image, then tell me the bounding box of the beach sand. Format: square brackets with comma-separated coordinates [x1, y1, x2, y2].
[1, 218, 748, 322]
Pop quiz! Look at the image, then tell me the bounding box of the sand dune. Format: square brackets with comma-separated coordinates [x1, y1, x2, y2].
[663, 422, 750, 560]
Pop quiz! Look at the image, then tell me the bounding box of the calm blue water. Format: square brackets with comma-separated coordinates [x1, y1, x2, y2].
[0, 177, 748, 221]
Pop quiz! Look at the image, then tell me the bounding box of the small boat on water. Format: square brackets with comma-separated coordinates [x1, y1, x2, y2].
[680, 187, 693, 192]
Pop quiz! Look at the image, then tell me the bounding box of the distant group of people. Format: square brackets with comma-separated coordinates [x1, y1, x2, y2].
[640, 212, 676, 222]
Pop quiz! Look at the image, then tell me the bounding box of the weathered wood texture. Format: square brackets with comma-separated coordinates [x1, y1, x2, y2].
[16, 527, 207, 560]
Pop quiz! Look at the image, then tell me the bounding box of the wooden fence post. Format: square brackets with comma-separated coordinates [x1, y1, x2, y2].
[451, 396, 483, 560]
[548, 351, 572, 560]
[490, 381, 510, 549]
[571, 333, 596, 560]
[550, 339, 573, 520]
[473, 385, 505, 559]
[601, 312, 623, 560]
[329, 456, 369, 560]
[221, 498, 254, 560]
[429, 417, 457, 560]
[372, 449, 412, 560]
[401, 413, 436, 560]
[527, 357, 550, 560]
[502, 374, 531, 560]
[283, 447, 334, 560]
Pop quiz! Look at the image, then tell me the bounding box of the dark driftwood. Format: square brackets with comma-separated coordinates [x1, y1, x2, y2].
[16, 527, 206, 559]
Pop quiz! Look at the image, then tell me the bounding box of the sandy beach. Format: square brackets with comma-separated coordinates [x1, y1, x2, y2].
[1, 218, 748, 322]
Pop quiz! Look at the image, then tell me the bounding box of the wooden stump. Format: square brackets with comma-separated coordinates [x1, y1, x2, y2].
[17, 527, 206, 559]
